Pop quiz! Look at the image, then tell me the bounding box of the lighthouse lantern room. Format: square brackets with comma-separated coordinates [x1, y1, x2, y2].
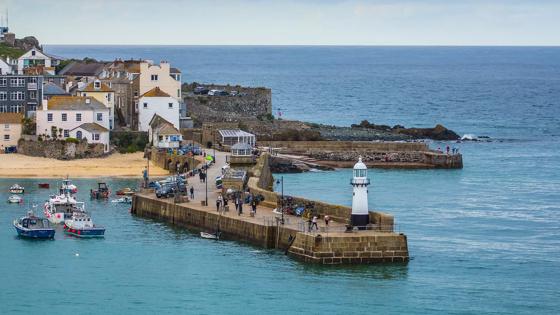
[350, 156, 370, 227]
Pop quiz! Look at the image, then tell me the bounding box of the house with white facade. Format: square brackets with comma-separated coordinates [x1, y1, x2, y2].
[78, 79, 115, 130]
[17, 47, 60, 75]
[149, 114, 182, 149]
[137, 87, 179, 132]
[137, 61, 181, 101]
[36, 96, 110, 152]
[0, 58, 13, 75]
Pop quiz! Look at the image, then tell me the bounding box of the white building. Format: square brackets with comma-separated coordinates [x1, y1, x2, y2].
[350, 157, 370, 227]
[149, 114, 182, 149]
[0, 58, 13, 75]
[218, 129, 256, 147]
[78, 79, 115, 130]
[138, 61, 181, 101]
[36, 96, 110, 152]
[17, 47, 59, 74]
[137, 87, 179, 132]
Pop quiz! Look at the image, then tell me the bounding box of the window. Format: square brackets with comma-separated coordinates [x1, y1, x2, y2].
[0, 77, 6, 86]
[28, 77, 37, 83]
[64, 130, 69, 138]
[97, 113, 103, 121]
[107, 93, 111, 102]
[168, 103, 173, 109]
[0, 92, 6, 100]
[3, 134, 9, 141]
[143, 102, 148, 108]
[177, 89, 180, 97]
[0, 105, 7, 112]
[134, 91, 138, 97]
[11, 91, 25, 100]
[76, 113, 82, 122]
[10, 78, 25, 87]
[93, 134, 100, 141]
[61, 113, 67, 121]
[10, 104, 22, 113]
[29, 91, 37, 99]
[94, 81, 101, 89]
[27, 104, 37, 112]
[76, 131, 82, 139]
[4, 124, 9, 129]
[31, 50, 36, 56]
[151, 74, 158, 81]
[47, 113, 53, 122]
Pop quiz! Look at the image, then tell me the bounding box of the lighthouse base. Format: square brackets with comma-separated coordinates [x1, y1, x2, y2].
[351, 214, 369, 229]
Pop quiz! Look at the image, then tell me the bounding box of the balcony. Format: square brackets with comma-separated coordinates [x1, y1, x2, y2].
[27, 83, 38, 90]
[350, 178, 370, 186]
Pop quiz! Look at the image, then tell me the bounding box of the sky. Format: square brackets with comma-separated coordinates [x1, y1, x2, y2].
[1, 0, 559, 45]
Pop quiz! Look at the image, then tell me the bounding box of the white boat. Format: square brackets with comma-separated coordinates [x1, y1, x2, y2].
[8, 195, 23, 204]
[64, 212, 105, 238]
[200, 231, 221, 240]
[59, 178, 78, 195]
[44, 193, 85, 224]
[9, 184, 24, 194]
[111, 196, 132, 204]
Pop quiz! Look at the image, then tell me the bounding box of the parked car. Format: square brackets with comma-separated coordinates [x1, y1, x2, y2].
[208, 89, 228, 96]
[156, 184, 175, 198]
[194, 86, 209, 95]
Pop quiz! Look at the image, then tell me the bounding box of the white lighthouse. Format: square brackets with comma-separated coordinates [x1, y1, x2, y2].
[351, 156, 370, 227]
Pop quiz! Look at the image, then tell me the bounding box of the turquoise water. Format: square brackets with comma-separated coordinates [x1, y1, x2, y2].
[1, 46, 559, 314]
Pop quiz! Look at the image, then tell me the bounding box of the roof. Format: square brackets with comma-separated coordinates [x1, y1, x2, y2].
[47, 96, 108, 111]
[158, 123, 180, 135]
[231, 142, 253, 150]
[218, 129, 255, 138]
[81, 81, 113, 92]
[0, 112, 23, 124]
[71, 123, 109, 133]
[59, 62, 106, 76]
[141, 87, 171, 98]
[43, 82, 68, 96]
[170, 67, 181, 74]
[353, 157, 367, 170]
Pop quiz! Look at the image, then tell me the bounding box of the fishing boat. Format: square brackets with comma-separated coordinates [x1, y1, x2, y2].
[8, 195, 23, 204]
[91, 182, 110, 199]
[63, 212, 105, 238]
[44, 193, 85, 224]
[9, 184, 24, 194]
[59, 178, 77, 195]
[38, 183, 50, 189]
[111, 196, 132, 204]
[13, 210, 55, 239]
[200, 231, 221, 240]
[115, 187, 135, 196]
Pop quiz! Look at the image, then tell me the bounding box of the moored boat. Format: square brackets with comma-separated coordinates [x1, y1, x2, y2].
[111, 196, 132, 204]
[91, 182, 110, 199]
[44, 193, 85, 224]
[13, 210, 55, 239]
[63, 212, 105, 238]
[200, 231, 221, 240]
[38, 183, 50, 189]
[8, 195, 23, 204]
[115, 187, 135, 196]
[9, 184, 24, 194]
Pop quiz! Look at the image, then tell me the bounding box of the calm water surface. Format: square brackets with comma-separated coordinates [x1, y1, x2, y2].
[0, 46, 558, 314]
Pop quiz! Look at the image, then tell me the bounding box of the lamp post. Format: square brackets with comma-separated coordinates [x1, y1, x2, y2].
[205, 167, 208, 206]
[276, 176, 284, 224]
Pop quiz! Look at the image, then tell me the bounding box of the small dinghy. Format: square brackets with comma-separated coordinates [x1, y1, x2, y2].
[38, 183, 50, 189]
[200, 231, 221, 240]
[8, 195, 23, 204]
[111, 196, 132, 204]
[9, 184, 24, 194]
[115, 188, 135, 196]
[13, 210, 55, 238]
[64, 212, 105, 238]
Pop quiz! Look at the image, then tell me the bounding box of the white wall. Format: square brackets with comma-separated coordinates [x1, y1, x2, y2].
[137, 96, 180, 132]
[139, 62, 181, 100]
[17, 48, 52, 74]
[0, 59, 13, 75]
[36, 108, 110, 138]
[69, 128, 110, 152]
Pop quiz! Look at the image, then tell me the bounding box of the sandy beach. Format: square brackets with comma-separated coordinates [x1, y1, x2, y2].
[0, 153, 168, 178]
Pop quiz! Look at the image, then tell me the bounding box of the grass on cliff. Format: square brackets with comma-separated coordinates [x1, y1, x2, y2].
[0, 43, 24, 59]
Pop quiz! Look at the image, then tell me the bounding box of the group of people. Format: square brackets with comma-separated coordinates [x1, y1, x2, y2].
[215, 193, 259, 216]
[437, 145, 460, 155]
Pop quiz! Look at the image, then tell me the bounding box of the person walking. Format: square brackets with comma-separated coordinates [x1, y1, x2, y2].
[324, 215, 330, 227]
[223, 197, 228, 212]
[251, 198, 257, 214]
[238, 197, 243, 215]
[189, 186, 194, 199]
[216, 195, 222, 212]
[199, 170, 203, 183]
[311, 216, 319, 231]
[446, 145, 450, 154]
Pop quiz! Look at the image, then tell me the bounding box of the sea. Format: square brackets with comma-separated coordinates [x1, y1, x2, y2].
[1, 46, 559, 314]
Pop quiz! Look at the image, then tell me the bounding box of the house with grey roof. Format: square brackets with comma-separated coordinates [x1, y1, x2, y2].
[35, 96, 110, 152]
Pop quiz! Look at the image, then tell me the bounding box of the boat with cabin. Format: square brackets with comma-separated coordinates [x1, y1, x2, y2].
[13, 210, 55, 239]
[63, 212, 105, 238]
[44, 193, 85, 224]
[91, 182, 110, 199]
[9, 184, 24, 194]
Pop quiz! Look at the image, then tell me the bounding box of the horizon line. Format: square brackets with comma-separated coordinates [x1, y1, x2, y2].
[43, 44, 560, 48]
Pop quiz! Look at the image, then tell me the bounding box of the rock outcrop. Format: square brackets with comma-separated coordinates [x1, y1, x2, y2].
[351, 120, 460, 141]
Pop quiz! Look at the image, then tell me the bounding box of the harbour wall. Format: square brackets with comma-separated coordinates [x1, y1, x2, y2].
[131, 194, 409, 264]
[260, 140, 462, 169]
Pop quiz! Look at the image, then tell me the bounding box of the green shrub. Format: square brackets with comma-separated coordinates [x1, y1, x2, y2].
[65, 137, 80, 143]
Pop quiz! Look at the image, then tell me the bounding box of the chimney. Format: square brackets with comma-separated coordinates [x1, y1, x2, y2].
[42, 99, 48, 111]
[85, 97, 91, 104]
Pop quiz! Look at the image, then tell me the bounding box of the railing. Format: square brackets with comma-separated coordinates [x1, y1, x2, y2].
[27, 83, 38, 90]
[350, 178, 370, 185]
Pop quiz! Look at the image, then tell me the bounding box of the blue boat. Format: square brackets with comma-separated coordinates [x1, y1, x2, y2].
[63, 212, 105, 238]
[13, 211, 55, 239]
